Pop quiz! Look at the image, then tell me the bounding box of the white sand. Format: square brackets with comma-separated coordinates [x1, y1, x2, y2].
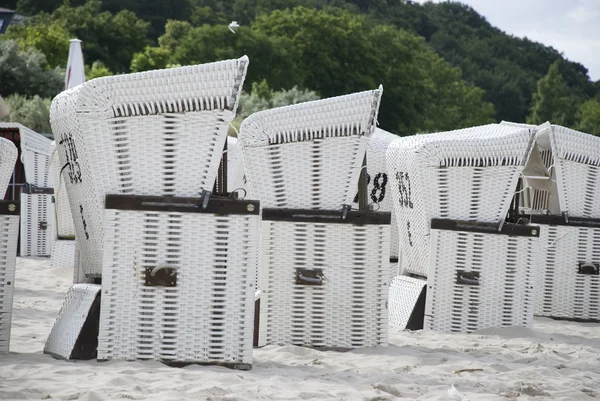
[1, 257, 599, 401]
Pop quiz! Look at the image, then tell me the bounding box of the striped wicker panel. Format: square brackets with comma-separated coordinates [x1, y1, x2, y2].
[49, 58, 249, 278]
[425, 229, 537, 332]
[44, 283, 101, 359]
[19, 193, 54, 256]
[535, 224, 600, 320]
[258, 220, 389, 348]
[98, 209, 258, 368]
[20, 131, 53, 187]
[0, 124, 53, 257]
[240, 89, 382, 210]
[386, 124, 535, 277]
[0, 214, 20, 353]
[536, 124, 600, 218]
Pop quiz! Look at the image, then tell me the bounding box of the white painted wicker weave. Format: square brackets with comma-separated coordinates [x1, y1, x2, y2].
[536, 123, 600, 218]
[0, 213, 21, 353]
[0, 123, 54, 257]
[0, 138, 19, 353]
[425, 227, 537, 332]
[49, 57, 249, 278]
[98, 203, 258, 368]
[385, 124, 536, 277]
[356, 128, 399, 260]
[388, 275, 426, 330]
[48, 147, 78, 271]
[534, 223, 600, 320]
[0, 136, 17, 195]
[227, 136, 247, 195]
[50, 239, 79, 271]
[44, 283, 101, 359]
[49, 147, 76, 238]
[239, 88, 382, 210]
[258, 219, 389, 348]
[0, 139, 19, 353]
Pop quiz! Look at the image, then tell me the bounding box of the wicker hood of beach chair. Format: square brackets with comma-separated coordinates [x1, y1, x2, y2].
[49, 57, 249, 279]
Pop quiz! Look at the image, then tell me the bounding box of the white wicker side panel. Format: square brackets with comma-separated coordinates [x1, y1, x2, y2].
[258, 221, 389, 348]
[548, 125, 600, 218]
[49, 150, 76, 238]
[19, 193, 54, 256]
[0, 215, 21, 353]
[535, 225, 600, 320]
[386, 145, 430, 276]
[0, 137, 17, 196]
[227, 137, 247, 194]
[554, 160, 600, 218]
[43, 283, 101, 359]
[50, 239, 78, 270]
[360, 129, 399, 259]
[425, 229, 537, 332]
[244, 136, 368, 209]
[16, 125, 53, 187]
[98, 210, 257, 367]
[388, 275, 426, 330]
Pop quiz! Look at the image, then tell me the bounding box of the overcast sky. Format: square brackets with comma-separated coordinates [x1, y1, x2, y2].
[415, 0, 600, 82]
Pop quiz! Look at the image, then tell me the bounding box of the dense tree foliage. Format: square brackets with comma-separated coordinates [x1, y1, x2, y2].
[0, 94, 51, 133]
[7, 0, 150, 72]
[0, 40, 63, 98]
[1, 0, 598, 135]
[575, 99, 600, 136]
[527, 61, 581, 127]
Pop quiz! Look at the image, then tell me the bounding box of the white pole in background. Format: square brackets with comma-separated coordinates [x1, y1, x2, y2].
[65, 39, 86, 90]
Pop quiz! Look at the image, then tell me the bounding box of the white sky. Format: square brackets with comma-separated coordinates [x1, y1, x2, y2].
[414, 0, 600, 81]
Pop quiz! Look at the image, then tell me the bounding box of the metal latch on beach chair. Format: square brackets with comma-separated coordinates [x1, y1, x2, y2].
[145, 265, 178, 287]
[578, 262, 599, 276]
[295, 268, 324, 286]
[456, 270, 480, 286]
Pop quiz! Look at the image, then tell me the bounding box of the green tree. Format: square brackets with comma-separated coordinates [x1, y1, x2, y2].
[527, 61, 581, 126]
[51, 0, 150, 73]
[575, 99, 600, 136]
[0, 40, 63, 98]
[237, 79, 320, 119]
[0, 94, 52, 133]
[16, 0, 62, 14]
[254, 7, 494, 134]
[86, 61, 113, 79]
[4, 16, 71, 68]
[130, 46, 172, 72]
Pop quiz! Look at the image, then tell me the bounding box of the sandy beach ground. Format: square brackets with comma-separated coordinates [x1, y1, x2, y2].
[1, 257, 599, 401]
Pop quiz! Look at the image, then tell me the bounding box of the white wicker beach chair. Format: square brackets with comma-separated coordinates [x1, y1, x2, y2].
[0, 123, 54, 257]
[0, 138, 19, 353]
[386, 124, 540, 332]
[240, 88, 390, 349]
[512, 123, 600, 321]
[47, 58, 258, 368]
[48, 147, 80, 273]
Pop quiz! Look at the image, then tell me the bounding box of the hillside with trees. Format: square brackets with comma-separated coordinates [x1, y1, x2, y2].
[1, 0, 598, 135]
